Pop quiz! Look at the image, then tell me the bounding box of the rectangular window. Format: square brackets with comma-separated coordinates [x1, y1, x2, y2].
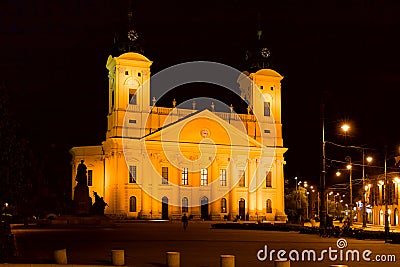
[129, 89, 137, 105]
[125, 70, 129, 75]
[266, 171, 272, 187]
[87, 170, 93, 186]
[201, 168, 208, 186]
[220, 169, 227, 186]
[238, 170, 245, 187]
[264, 102, 270, 116]
[182, 168, 188, 185]
[129, 165, 137, 183]
[129, 119, 136, 124]
[162, 167, 168, 184]
[264, 129, 270, 134]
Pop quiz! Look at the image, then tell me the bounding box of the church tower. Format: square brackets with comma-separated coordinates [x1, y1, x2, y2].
[105, 2, 152, 139]
[238, 20, 283, 147]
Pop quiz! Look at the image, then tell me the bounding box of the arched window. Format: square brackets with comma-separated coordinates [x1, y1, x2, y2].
[182, 197, 188, 213]
[266, 199, 272, 213]
[221, 198, 227, 213]
[129, 196, 137, 212]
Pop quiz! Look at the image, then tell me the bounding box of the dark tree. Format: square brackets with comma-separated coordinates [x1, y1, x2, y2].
[0, 83, 35, 219]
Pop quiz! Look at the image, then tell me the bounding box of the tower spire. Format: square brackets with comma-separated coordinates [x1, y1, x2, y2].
[244, 13, 273, 72]
[111, 1, 144, 56]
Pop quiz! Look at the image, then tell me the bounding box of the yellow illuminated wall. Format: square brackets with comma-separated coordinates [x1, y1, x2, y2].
[70, 52, 287, 222]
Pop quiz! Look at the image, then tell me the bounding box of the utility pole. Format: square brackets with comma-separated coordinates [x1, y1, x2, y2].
[320, 102, 326, 228]
[384, 146, 390, 242]
[362, 148, 367, 227]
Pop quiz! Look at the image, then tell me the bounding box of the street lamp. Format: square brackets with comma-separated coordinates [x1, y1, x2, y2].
[362, 153, 373, 227]
[341, 124, 350, 133]
[320, 102, 349, 228]
[345, 156, 353, 225]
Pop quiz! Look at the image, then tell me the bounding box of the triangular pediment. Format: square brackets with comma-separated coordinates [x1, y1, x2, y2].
[144, 109, 264, 149]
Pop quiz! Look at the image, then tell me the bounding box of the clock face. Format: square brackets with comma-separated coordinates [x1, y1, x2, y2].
[261, 47, 270, 58]
[127, 29, 139, 41]
[200, 129, 210, 138]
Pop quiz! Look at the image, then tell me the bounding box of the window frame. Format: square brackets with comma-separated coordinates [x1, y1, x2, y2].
[182, 168, 189, 185]
[266, 171, 272, 187]
[200, 168, 208, 186]
[162, 166, 168, 184]
[220, 169, 227, 186]
[238, 170, 245, 187]
[129, 165, 137, 183]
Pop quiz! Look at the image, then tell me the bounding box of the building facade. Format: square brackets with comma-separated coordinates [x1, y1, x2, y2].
[70, 46, 287, 221]
[361, 172, 400, 226]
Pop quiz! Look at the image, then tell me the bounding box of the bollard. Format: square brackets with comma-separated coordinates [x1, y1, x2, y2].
[111, 249, 125, 266]
[166, 251, 180, 267]
[220, 255, 235, 267]
[274, 259, 290, 267]
[53, 248, 67, 264]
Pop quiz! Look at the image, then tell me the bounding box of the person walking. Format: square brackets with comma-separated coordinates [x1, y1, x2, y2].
[181, 213, 188, 230]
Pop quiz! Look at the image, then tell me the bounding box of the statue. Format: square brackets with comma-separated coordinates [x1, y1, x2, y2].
[73, 160, 90, 215]
[91, 191, 108, 215]
[75, 160, 87, 186]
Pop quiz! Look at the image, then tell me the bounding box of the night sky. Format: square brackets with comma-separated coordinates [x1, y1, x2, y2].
[1, 0, 400, 189]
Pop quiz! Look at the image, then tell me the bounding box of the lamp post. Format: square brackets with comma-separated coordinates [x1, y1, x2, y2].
[384, 147, 390, 243]
[319, 103, 350, 228]
[345, 156, 353, 226]
[362, 153, 373, 227]
[320, 102, 326, 227]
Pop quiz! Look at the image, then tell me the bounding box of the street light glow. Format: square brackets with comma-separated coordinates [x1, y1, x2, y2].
[336, 171, 341, 176]
[346, 164, 352, 170]
[366, 156, 373, 163]
[341, 124, 350, 132]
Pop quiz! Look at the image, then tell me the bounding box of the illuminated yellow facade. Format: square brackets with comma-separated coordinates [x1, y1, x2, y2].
[70, 51, 288, 221]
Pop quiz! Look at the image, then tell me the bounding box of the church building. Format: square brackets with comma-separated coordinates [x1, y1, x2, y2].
[69, 7, 288, 222]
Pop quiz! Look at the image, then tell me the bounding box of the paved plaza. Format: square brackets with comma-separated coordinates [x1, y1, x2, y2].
[8, 221, 400, 267]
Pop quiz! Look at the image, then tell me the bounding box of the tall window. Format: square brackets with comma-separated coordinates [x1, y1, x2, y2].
[220, 169, 227, 186]
[264, 102, 271, 116]
[266, 199, 272, 213]
[182, 197, 188, 213]
[201, 168, 208, 186]
[265, 171, 272, 187]
[238, 170, 245, 187]
[182, 168, 188, 185]
[129, 165, 137, 183]
[221, 198, 227, 213]
[129, 196, 137, 212]
[162, 167, 168, 184]
[87, 170, 93, 186]
[129, 89, 137, 105]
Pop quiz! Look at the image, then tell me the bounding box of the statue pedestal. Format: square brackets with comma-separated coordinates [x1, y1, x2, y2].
[73, 185, 91, 215]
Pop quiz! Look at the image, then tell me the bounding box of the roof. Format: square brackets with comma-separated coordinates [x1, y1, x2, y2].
[117, 52, 151, 63]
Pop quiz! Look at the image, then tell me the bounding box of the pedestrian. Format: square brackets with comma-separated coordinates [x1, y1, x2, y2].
[181, 213, 188, 230]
